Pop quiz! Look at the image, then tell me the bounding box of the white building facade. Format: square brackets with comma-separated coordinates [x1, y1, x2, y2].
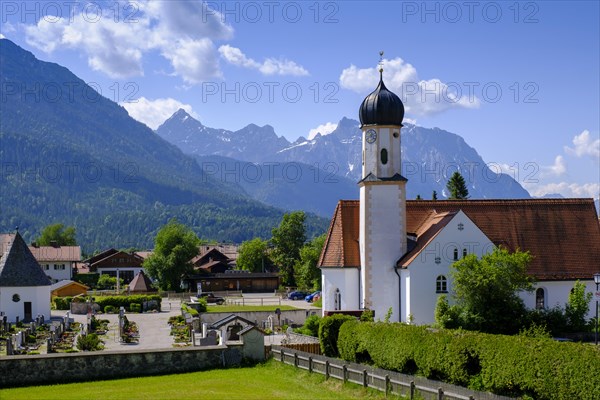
[29, 244, 81, 283]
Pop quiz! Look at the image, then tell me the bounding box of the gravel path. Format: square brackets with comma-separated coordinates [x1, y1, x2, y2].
[53, 300, 182, 351]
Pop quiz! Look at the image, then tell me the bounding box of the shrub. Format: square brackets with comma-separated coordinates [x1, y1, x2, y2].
[196, 298, 207, 313]
[295, 314, 321, 337]
[53, 296, 73, 310]
[76, 333, 103, 351]
[129, 303, 142, 313]
[360, 309, 374, 322]
[181, 303, 199, 317]
[104, 305, 115, 314]
[168, 315, 185, 325]
[337, 321, 600, 400]
[318, 314, 356, 357]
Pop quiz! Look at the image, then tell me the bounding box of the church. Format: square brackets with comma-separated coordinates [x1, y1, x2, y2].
[318, 68, 600, 324]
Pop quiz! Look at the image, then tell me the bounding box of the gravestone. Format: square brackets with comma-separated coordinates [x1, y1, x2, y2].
[6, 337, 13, 355]
[199, 329, 218, 346]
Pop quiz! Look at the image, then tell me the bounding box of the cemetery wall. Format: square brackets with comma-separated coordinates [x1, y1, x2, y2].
[200, 309, 318, 327]
[0, 345, 245, 388]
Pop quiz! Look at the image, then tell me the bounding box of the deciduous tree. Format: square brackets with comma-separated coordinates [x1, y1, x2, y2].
[36, 223, 77, 246]
[436, 248, 534, 334]
[565, 280, 592, 332]
[143, 219, 200, 291]
[237, 238, 269, 273]
[295, 234, 326, 291]
[271, 211, 306, 287]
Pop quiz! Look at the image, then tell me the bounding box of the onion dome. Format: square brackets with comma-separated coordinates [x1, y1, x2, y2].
[359, 70, 404, 126]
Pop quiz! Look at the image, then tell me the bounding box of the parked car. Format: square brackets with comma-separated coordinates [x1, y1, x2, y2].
[288, 291, 308, 300]
[199, 292, 225, 305]
[305, 291, 321, 302]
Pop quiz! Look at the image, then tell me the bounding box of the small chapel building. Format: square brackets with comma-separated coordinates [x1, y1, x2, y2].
[318, 69, 600, 324]
[0, 231, 52, 322]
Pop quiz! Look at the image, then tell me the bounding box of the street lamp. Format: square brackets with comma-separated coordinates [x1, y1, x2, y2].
[594, 272, 600, 346]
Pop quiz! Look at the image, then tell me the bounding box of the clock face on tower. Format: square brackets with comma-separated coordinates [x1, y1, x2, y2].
[365, 129, 377, 144]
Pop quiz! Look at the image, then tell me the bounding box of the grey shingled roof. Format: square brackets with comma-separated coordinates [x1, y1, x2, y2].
[0, 232, 52, 287]
[210, 314, 255, 329]
[129, 270, 156, 292]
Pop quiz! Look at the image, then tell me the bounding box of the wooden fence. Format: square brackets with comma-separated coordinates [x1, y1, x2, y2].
[271, 346, 514, 400]
[281, 343, 321, 355]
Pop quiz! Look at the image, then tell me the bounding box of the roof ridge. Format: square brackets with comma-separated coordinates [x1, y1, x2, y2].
[319, 201, 343, 267]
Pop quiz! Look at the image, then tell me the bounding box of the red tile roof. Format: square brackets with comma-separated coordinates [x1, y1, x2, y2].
[399, 211, 456, 267]
[318, 199, 600, 280]
[28, 245, 81, 262]
[319, 201, 361, 268]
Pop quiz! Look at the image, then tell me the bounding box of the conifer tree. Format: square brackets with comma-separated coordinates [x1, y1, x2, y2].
[446, 172, 469, 200]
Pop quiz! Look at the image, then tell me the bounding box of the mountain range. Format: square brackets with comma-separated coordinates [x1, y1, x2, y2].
[0, 39, 327, 252]
[156, 110, 531, 211]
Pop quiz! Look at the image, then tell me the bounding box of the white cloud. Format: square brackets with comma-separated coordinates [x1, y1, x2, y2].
[219, 45, 309, 76]
[524, 181, 600, 199]
[308, 122, 338, 140]
[340, 58, 480, 116]
[121, 97, 199, 130]
[540, 155, 567, 177]
[162, 39, 221, 84]
[218, 45, 260, 69]
[0, 34, 4, 39]
[22, 0, 232, 82]
[564, 130, 600, 161]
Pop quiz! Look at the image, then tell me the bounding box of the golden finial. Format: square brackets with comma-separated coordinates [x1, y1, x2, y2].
[378, 51, 384, 78]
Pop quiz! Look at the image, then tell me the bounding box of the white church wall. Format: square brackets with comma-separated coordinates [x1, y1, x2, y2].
[0, 286, 51, 322]
[521, 280, 598, 320]
[400, 269, 410, 322]
[405, 211, 494, 325]
[362, 183, 406, 322]
[321, 268, 360, 316]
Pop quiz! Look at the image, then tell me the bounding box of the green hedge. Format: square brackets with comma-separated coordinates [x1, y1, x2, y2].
[338, 321, 600, 400]
[318, 314, 356, 357]
[94, 295, 161, 312]
[53, 297, 73, 310]
[129, 303, 142, 313]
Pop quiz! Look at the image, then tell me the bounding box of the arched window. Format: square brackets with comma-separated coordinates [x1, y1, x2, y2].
[536, 288, 545, 309]
[453, 248, 458, 260]
[462, 248, 467, 258]
[436, 275, 448, 293]
[334, 288, 341, 311]
[380, 148, 388, 165]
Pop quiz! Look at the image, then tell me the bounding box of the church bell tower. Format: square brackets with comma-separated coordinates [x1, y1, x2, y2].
[358, 55, 407, 321]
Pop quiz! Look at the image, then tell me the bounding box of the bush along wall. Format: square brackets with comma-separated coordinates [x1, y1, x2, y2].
[94, 295, 161, 312]
[53, 296, 73, 310]
[337, 321, 600, 400]
[318, 314, 356, 357]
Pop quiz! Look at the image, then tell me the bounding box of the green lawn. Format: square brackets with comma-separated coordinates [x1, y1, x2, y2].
[206, 305, 300, 312]
[1, 360, 385, 400]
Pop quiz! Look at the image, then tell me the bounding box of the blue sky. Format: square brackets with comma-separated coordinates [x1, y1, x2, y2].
[1, 0, 598, 199]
